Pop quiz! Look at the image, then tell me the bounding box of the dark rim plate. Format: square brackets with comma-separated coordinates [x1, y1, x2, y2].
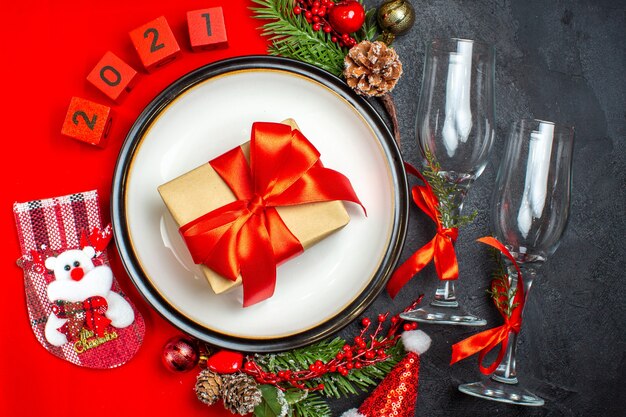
[111, 55, 408, 352]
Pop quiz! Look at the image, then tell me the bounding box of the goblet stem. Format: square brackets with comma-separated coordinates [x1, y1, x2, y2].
[430, 184, 466, 308]
[432, 279, 459, 306]
[401, 181, 486, 326]
[458, 264, 544, 406]
[431, 178, 472, 307]
[492, 330, 519, 382]
[492, 264, 537, 384]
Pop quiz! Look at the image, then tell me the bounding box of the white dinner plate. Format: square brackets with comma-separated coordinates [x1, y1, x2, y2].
[111, 56, 408, 352]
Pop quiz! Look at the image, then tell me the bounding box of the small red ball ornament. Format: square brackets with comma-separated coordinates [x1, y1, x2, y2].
[328, 1, 365, 34]
[162, 335, 200, 372]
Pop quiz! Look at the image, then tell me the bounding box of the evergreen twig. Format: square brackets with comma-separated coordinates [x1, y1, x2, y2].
[359, 7, 379, 42]
[251, 0, 348, 76]
[251, 0, 378, 77]
[292, 391, 331, 417]
[485, 249, 519, 317]
[421, 151, 477, 229]
[253, 337, 404, 400]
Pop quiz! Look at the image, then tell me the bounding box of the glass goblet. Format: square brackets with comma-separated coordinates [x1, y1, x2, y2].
[401, 38, 495, 326]
[458, 118, 574, 405]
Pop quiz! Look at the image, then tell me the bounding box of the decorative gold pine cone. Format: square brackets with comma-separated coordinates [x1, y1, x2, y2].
[344, 40, 403, 97]
[220, 373, 262, 415]
[195, 369, 223, 406]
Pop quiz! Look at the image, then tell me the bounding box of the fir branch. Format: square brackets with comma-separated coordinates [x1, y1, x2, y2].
[486, 249, 519, 317]
[357, 7, 379, 42]
[256, 337, 345, 371]
[292, 391, 331, 417]
[251, 0, 347, 76]
[253, 337, 404, 400]
[246, 303, 424, 417]
[320, 342, 403, 399]
[422, 151, 477, 229]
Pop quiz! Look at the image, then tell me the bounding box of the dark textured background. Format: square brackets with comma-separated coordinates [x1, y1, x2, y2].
[332, 1, 626, 416]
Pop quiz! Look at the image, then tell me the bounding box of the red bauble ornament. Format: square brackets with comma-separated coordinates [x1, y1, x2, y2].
[206, 349, 244, 374]
[328, 1, 365, 34]
[162, 335, 200, 372]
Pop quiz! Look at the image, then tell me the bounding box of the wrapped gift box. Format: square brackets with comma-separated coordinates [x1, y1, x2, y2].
[158, 119, 351, 295]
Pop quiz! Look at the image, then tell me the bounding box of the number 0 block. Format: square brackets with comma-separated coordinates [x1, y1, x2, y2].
[187, 7, 228, 52]
[86, 51, 139, 102]
[129, 16, 181, 72]
[61, 97, 113, 147]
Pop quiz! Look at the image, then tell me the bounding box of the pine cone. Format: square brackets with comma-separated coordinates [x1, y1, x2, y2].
[221, 373, 262, 415]
[344, 40, 403, 97]
[195, 369, 222, 406]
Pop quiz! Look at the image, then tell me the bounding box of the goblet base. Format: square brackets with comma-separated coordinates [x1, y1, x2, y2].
[458, 379, 545, 406]
[400, 303, 487, 326]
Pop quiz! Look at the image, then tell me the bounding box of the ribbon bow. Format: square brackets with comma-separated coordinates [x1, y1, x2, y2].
[386, 163, 459, 298]
[52, 296, 111, 340]
[180, 122, 363, 307]
[450, 236, 524, 374]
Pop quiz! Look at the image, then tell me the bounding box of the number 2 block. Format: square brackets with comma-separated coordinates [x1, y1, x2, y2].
[187, 7, 228, 52]
[129, 16, 181, 72]
[86, 51, 139, 102]
[61, 97, 113, 147]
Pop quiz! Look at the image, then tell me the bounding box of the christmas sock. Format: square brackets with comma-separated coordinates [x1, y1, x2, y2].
[14, 190, 145, 369]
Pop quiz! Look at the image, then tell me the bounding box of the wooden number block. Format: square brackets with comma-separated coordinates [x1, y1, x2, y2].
[187, 7, 228, 52]
[61, 97, 113, 147]
[86, 51, 138, 102]
[129, 16, 181, 72]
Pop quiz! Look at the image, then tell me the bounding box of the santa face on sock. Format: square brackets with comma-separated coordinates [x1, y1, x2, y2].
[43, 246, 135, 347]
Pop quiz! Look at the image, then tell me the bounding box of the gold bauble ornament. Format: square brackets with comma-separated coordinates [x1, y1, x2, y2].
[377, 0, 416, 44]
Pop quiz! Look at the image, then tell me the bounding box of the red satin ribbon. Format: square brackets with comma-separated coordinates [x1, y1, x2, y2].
[180, 122, 364, 307]
[386, 163, 459, 298]
[53, 296, 111, 339]
[450, 236, 524, 374]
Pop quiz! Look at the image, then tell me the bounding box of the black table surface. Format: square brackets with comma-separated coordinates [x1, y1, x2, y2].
[331, 1, 626, 416]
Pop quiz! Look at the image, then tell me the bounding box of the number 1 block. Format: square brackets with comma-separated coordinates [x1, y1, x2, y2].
[61, 97, 113, 147]
[129, 16, 181, 72]
[87, 51, 139, 102]
[187, 7, 228, 52]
